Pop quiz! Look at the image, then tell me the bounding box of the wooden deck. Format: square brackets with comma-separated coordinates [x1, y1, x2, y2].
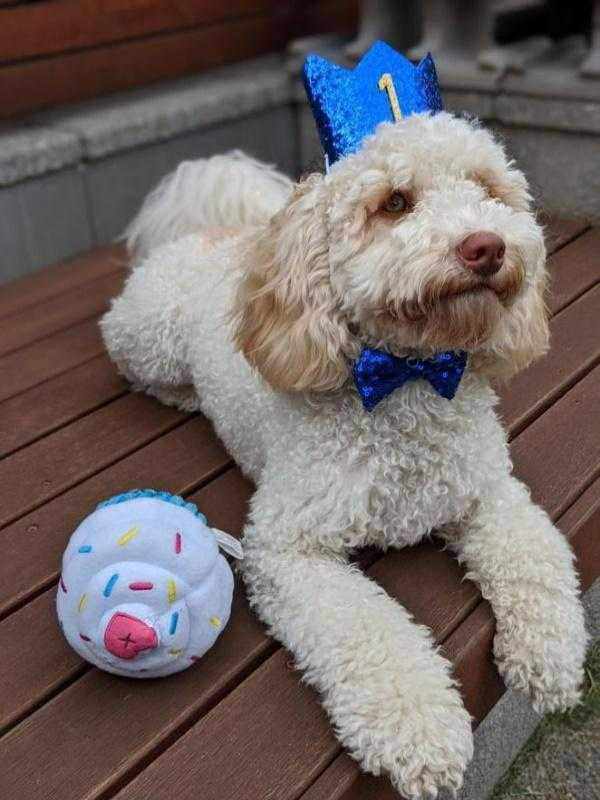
[0, 218, 599, 800]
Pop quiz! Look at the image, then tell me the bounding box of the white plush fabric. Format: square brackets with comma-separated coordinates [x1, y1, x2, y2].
[57, 494, 236, 678]
[101, 117, 588, 798]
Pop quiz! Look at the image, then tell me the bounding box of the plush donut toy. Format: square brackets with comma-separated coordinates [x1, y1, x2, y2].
[57, 490, 243, 678]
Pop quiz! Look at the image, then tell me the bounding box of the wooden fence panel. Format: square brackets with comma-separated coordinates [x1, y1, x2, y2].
[0, 0, 358, 117]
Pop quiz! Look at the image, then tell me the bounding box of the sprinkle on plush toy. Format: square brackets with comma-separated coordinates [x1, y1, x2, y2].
[57, 490, 242, 678]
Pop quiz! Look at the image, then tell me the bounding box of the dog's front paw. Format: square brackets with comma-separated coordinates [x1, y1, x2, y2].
[346, 687, 473, 799]
[494, 613, 588, 714]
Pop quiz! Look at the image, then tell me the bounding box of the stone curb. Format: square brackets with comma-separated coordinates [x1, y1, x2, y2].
[35, 55, 292, 160]
[0, 54, 293, 187]
[0, 125, 82, 187]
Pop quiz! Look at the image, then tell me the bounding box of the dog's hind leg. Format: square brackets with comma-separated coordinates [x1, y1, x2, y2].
[101, 237, 200, 411]
[242, 513, 474, 798]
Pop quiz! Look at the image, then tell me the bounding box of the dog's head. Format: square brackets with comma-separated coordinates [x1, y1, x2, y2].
[233, 112, 548, 393]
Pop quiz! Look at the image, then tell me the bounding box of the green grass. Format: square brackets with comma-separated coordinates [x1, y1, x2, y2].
[491, 641, 600, 800]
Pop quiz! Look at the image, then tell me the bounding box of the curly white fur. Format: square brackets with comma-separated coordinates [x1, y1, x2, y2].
[124, 150, 293, 261]
[101, 114, 588, 799]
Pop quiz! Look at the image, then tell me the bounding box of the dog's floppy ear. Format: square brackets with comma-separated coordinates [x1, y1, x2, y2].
[232, 174, 350, 393]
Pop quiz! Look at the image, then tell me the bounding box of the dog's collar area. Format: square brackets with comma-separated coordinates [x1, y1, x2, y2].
[352, 348, 468, 411]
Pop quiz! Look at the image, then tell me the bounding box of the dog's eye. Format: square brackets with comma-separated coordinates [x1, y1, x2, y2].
[383, 191, 408, 214]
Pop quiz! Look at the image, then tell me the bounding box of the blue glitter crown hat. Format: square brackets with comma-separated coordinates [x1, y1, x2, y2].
[302, 40, 443, 167]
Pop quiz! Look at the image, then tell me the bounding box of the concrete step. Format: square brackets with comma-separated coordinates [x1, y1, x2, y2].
[0, 55, 298, 284]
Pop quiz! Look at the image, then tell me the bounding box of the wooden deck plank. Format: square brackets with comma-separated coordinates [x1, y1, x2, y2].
[0, 585, 271, 800]
[547, 228, 600, 315]
[187, 466, 254, 533]
[498, 282, 600, 437]
[0, 394, 188, 529]
[0, 589, 85, 735]
[0, 245, 126, 321]
[369, 543, 479, 639]
[511, 363, 600, 520]
[0, 354, 127, 459]
[0, 318, 105, 402]
[115, 649, 337, 800]
[300, 756, 367, 800]
[0, 417, 231, 618]
[0, 270, 124, 357]
[540, 216, 589, 254]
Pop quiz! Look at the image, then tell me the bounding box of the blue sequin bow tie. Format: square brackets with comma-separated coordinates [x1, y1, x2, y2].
[352, 349, 468, 412]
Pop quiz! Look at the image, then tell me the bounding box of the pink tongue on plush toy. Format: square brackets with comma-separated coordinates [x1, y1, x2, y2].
[104, 612, 158, 660]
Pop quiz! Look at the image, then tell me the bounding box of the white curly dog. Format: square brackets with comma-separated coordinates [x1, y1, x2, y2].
[101, 112, 588, 798]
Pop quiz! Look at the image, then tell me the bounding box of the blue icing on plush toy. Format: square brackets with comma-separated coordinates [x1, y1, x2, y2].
[57, 490, 243, 678]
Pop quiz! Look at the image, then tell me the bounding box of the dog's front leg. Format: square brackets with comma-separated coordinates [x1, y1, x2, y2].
[446, 476, 588, 713]
[243, 519, 473, 799]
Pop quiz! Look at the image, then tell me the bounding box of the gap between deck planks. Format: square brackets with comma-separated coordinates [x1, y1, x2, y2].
[0, 218, 597, 800]
[0, 316, 108, 402]
[0, 393, 189, 529]
[0, 355, 128, 459]
[0, 244, 126, 320]
[0, 269, 125, 358]
[0, 417, 234, 620]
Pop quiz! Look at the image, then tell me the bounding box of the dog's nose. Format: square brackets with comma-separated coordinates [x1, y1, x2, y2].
[456, 232, 505, 277]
